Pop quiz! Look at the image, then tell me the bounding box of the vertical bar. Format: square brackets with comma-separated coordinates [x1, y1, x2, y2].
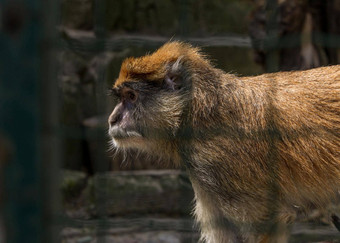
[40, 0, 61, 242]
[94, 0, 108, 38]
[179, 0, 189, 37]
[265, 0, 280, 72]
[0, 0, 42, 242]
[93, 1, 109, 243]
[264, 0, 280, 234]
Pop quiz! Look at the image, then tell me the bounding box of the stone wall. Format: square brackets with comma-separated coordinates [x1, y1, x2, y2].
[61, 0, 253, 35]
[62, 170, 194, 218]
[61, 170, 340, 243]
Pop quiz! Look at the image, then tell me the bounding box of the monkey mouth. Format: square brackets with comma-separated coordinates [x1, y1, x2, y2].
[108, 126, 142, 140]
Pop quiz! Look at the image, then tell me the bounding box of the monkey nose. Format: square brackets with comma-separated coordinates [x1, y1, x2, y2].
[108, 113, 122, 127]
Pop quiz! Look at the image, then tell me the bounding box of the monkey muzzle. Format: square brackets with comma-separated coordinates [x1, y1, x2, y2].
[108, 125, 142, 140]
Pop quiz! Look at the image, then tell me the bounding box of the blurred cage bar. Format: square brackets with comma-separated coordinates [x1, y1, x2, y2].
[0, 0, 339, 242]
[0, 0, 60, 242]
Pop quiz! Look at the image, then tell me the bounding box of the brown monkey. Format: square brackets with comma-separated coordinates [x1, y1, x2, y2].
[108, 42, 340, 243]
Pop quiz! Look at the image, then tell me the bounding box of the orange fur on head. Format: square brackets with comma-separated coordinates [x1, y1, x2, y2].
[115, 42, 204, 87]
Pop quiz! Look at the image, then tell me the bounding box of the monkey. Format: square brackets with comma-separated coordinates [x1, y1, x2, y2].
[108, 42, 340, 243]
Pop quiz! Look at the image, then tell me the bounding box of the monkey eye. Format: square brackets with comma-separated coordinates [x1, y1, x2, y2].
[128, 91, 136, 101]
[124, 89, 138, 103]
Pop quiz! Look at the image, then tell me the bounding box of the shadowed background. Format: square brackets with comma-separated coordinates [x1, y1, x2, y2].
[0, 0, 339, 242]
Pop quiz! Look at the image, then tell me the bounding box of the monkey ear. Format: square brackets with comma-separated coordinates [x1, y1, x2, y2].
[165, 56, 183, 91]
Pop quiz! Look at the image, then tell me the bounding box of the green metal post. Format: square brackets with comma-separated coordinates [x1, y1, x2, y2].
[0, 0, 59, 242]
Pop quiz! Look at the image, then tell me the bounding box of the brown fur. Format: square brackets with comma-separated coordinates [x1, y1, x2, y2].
[108, 42, 340, 243]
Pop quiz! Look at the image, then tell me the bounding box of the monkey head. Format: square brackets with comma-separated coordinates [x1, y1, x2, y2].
[107, 42, 207, 157]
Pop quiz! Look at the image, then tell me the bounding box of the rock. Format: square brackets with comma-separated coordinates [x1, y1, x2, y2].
[61, 227, 199, 243]
[60, 219, 340, 243]
[93, 170, 194, 217]
[63, 170, 195, 218]
[62, 170, 93, 219]
[61, 0, 93, 30]
[61, 0, 253, 35]
[62, 170, 88, 200]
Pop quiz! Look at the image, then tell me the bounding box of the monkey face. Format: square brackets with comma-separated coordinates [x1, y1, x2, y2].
[108, 84, 141, 147]
[107, 42, 204, 152]
[108, 77, 187, 151]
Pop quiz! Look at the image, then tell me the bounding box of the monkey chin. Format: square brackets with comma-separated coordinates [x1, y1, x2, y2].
[108, 127, 145, 150]
[111, 136, 145, 150]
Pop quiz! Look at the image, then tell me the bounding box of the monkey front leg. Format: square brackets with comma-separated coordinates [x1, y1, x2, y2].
[199, 223, 244, 243]
[200, 222, 290, 243]
[192, 181, 244, 243]
[197, 207, 293, 243]
[249, 228, 290, 243]
[245, 212, 295, 243]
